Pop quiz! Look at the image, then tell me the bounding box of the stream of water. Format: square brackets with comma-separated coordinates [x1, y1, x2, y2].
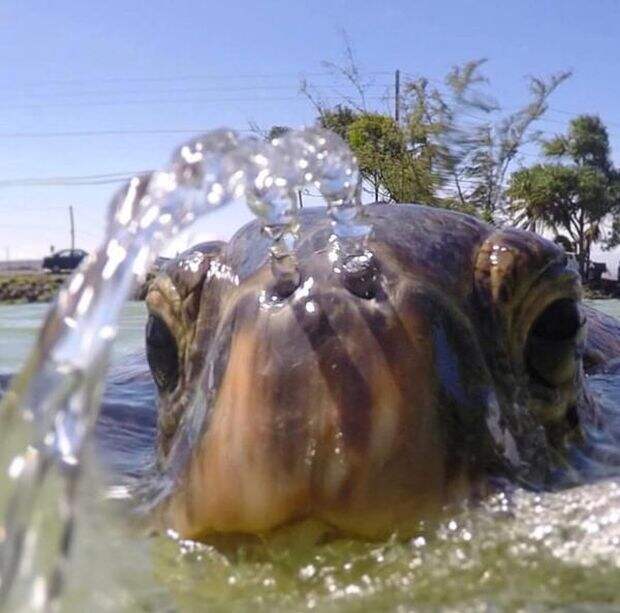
[0, 127, 370, 611]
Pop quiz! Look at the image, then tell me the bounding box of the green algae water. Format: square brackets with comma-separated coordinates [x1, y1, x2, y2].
[1, 301, 620, 611]
[0, 302, 147, 373]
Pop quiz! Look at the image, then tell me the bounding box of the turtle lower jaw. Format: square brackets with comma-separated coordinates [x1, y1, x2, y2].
[160, 467, 476, 541]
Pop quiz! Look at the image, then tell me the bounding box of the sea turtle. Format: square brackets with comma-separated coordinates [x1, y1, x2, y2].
[139, 203, 620, 540]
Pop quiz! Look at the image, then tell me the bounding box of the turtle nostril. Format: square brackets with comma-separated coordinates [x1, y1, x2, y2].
[269, 246, 301, 299]
[273, 274, 301, 299]
[525, 298, 584, 388]
[530, 298, 582, 342]
[340, 252, 380, 299]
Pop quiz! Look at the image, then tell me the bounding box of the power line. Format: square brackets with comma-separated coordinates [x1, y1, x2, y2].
[0, 120, 617, 143]
[0, 94, 389, 112]
[0, 127, 579, 142]
[0, 171, 145, 188]
[8, 205, 68, 212]
[0, 83, 391, 103]
[0, 128, 255, 139]
[545, 107, 620, 130]
[7, 69, 619, 130]
[0, 144, 586, 192]
[18, 71, 394, 88]
[0, 178, 132, 187]
[1, 109, 615, 144]
[0, 222, 101, 238]
[0, 179, 130, 187]
[0, 122, 332, 140]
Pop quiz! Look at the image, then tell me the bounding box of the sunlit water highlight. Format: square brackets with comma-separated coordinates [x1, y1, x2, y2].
[1, 299, 620, 611]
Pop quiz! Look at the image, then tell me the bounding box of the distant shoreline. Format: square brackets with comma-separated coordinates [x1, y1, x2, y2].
[0, 273, 66, 304]
[0, 271, 153, 304]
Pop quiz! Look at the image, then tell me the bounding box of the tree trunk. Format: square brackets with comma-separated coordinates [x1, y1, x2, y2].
[577, 209, 586, 279]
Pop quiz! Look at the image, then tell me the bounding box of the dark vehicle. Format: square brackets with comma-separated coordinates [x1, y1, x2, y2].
[42, 249, 88, 273]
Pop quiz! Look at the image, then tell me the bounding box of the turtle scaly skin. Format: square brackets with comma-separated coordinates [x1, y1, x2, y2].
[144, 204, 620, 539]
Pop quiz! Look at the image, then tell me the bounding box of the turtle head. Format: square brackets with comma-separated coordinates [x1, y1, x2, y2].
[145, 206, 586, 539]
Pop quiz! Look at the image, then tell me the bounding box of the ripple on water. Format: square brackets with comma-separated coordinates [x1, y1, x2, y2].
[132, 478, 620, 612]
[2, 288, 620, 611]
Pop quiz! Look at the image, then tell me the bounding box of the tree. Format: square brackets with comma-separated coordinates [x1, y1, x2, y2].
[401, 61, 571, 220]
[507, 164, 610, 275]
[506, 115, 620, 277]
[302, 50, 570, 218]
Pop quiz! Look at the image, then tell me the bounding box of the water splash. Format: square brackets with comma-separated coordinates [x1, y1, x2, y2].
[0, 127, 365, 610]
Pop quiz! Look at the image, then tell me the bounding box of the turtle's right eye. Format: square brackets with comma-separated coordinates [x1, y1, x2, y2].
[146, 313, 179, 393]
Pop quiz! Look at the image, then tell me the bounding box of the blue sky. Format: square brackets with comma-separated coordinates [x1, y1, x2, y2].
[1, 0, 619, 269]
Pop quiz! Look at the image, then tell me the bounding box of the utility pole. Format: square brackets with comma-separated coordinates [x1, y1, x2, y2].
[69, 205, 75, 251]
[395, 69, 401, 124]
[298, 190, 303, 209]
[395, 69, 404, 200]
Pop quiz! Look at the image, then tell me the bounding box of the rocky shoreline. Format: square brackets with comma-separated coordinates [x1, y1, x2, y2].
[583, 286, 620, 300]
[0, 272, 154, 304]
[0, 274, 66, 304]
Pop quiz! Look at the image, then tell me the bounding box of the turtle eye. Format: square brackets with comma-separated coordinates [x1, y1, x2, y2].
[146, 313, 179, 393]
[525, 298, 584, 387]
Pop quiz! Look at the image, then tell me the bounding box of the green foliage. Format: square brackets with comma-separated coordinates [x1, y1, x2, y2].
[508, 164, 609, 228]
[318, 105, 357, 140]
[543, 115, 612, 173]
[507, 115, 620, 276]
[346, 114, 400, 201]
[345, 114, 437, 203]
[302, 54, 570, 218]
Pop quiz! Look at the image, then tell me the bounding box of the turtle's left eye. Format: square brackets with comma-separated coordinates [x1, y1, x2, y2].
[525, 298, 584, 387]
[146, 314, 179, 392]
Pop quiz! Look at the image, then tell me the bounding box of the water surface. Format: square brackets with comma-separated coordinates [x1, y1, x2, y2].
[1, 300, 620, 611]
[0, 301, 147, 373]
